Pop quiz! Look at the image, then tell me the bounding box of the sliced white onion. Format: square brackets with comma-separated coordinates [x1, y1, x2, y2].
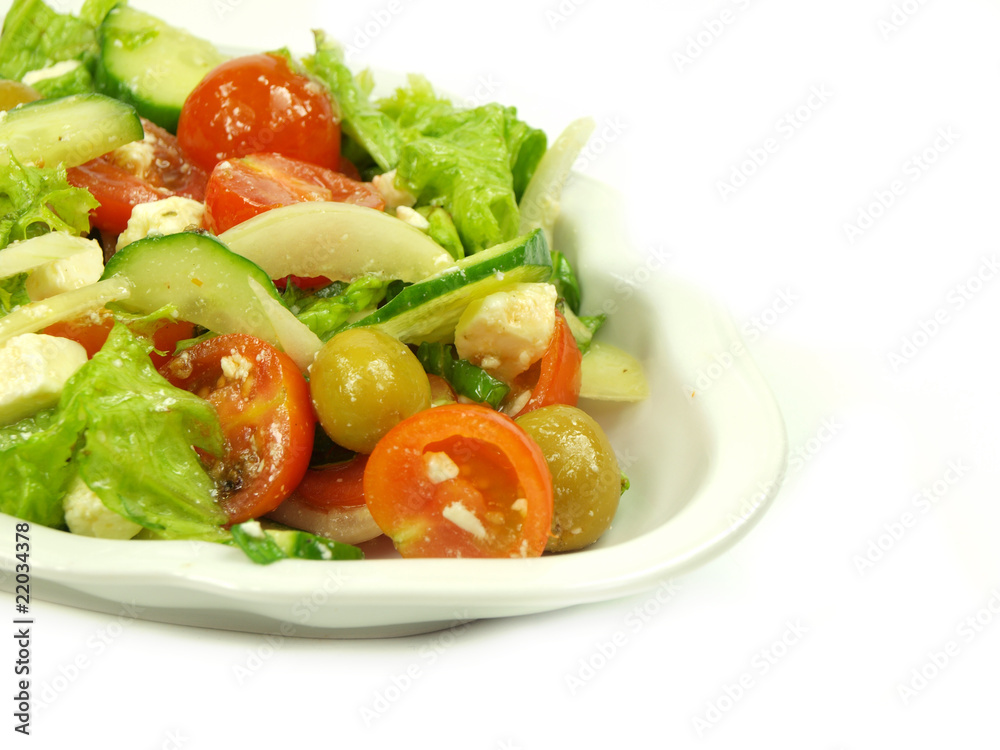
[247, 278, 322, 374]
[219, 201, 456, 283]
[0, 278, 132, 346]
[0, 233, 99, 279]
[518, 117, 596, 246]
[266, 494, 383, 545]
[579, 340, 650, 402]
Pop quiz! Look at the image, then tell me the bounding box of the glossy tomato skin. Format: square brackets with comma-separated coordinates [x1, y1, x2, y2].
[66, 118, 208, 235]
[203, 152, 384, 234]
[43, 309, 195, 367]
[159, 333, 316, 524]
[510, 312, 582, 418]
[294, 454, 369, 511]
[363, 404, 553, 558]
[177, 53, 340, 173]
[66, 160, 163, 235]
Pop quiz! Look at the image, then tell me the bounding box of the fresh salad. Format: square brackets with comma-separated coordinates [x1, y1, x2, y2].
[0, 0, 649, 564]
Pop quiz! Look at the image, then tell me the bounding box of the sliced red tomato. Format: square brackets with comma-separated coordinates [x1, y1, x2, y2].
[177, 53, 340, 173]
[363, 404, 553, 558]
[203, 152, 384, 234]
[336, 156, 362, 181]
[159, 333, 316, 524]
[43, 309, 196, 367]
[510, 311, 582, 418]
[295, 454, 368, 510]
[66, 117, 208, 235]
[66, 160, 164, 235]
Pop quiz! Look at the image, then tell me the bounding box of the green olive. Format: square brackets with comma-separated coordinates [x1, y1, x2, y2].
[310, 328, 431, 453]
[516, 404, 621, 552]
[0, 80, 40, 111]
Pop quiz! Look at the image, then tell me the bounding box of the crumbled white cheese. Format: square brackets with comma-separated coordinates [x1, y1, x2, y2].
[0, 334, 87, 425]
[424, 451, 459, 484]
[454, 282, 558, 382]
[116, 196, 205, 250]
[511, 498, 528, 516]
[239, 519, 266, 539]
[109, 133, 157, 177]
[442, 501, 487, 540]
[396, 205, 430, 230]
[220, 352, 253, 382]
[62, 475, 142, 540]
[372, 169, 417, 212]
[25, 238, 104, 301]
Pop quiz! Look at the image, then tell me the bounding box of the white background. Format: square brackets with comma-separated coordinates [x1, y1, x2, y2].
[3, 0, 999, 746]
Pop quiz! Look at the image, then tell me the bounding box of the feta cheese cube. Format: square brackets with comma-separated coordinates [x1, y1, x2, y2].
[116, 196, 206, 251]
[372, 169, 416, 212]
[62, 475, 142, 540]
[454, 282, 558, 382]
[0, 333, 87, 425]
[25, 237, 104, 301]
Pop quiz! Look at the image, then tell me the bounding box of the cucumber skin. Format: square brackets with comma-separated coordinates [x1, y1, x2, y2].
[101, 232, 284, 339]
[0, 93, 143, 168]
[94, 5, 224, 133]
[351, 229, 553, 344]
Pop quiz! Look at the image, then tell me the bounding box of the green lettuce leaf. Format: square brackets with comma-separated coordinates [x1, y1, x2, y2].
[305, 30, 402, 173]
[230, 521, 363, 565]
[23, 58, 95, 98]
[284, 275, 390, 341]
[0, 0, 101, 83]
[0, 407, 79, 527]
[61, 323, 229, 540]
[379, 76, 546, 254]
[0, 272, 30, 317]
[0, 150, 99, 249]
[416, 205, 464, 260]
[78, 0, 119, 28]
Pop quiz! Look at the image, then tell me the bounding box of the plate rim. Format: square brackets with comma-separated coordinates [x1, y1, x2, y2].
[0, 177, 788, 635]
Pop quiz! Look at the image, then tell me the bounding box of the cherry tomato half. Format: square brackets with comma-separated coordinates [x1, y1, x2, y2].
[510, 311, 582, 418]
[177, 53, 340, 173]
[203, 152, 384, 234]
[295, 454, 369, 511]
[159, 333, 316, 524]
[363, 403, 553, 558]
[66, 118, 208, 235]
[43, 308, 196, 367]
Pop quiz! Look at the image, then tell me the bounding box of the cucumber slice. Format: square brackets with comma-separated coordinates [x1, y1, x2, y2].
[94, 5, 226, 132]
[0, 93, 142, 168]
[101, 232, 286, 344]
[350, 229, 553, 344]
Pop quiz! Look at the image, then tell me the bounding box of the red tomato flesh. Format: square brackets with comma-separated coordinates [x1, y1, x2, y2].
[43, 309, 195, 367]
[363, 404, 553, 558]
[203, 152, 384, 234]
[511, 311, 582, 417]
[66, 118, 208, 235]
[295, 454, 369, 511]
[159, 334, 316, 524]
[177, 53, 340, 173]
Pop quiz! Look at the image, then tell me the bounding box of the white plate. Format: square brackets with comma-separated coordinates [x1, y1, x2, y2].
[0, 175, 787, 638]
